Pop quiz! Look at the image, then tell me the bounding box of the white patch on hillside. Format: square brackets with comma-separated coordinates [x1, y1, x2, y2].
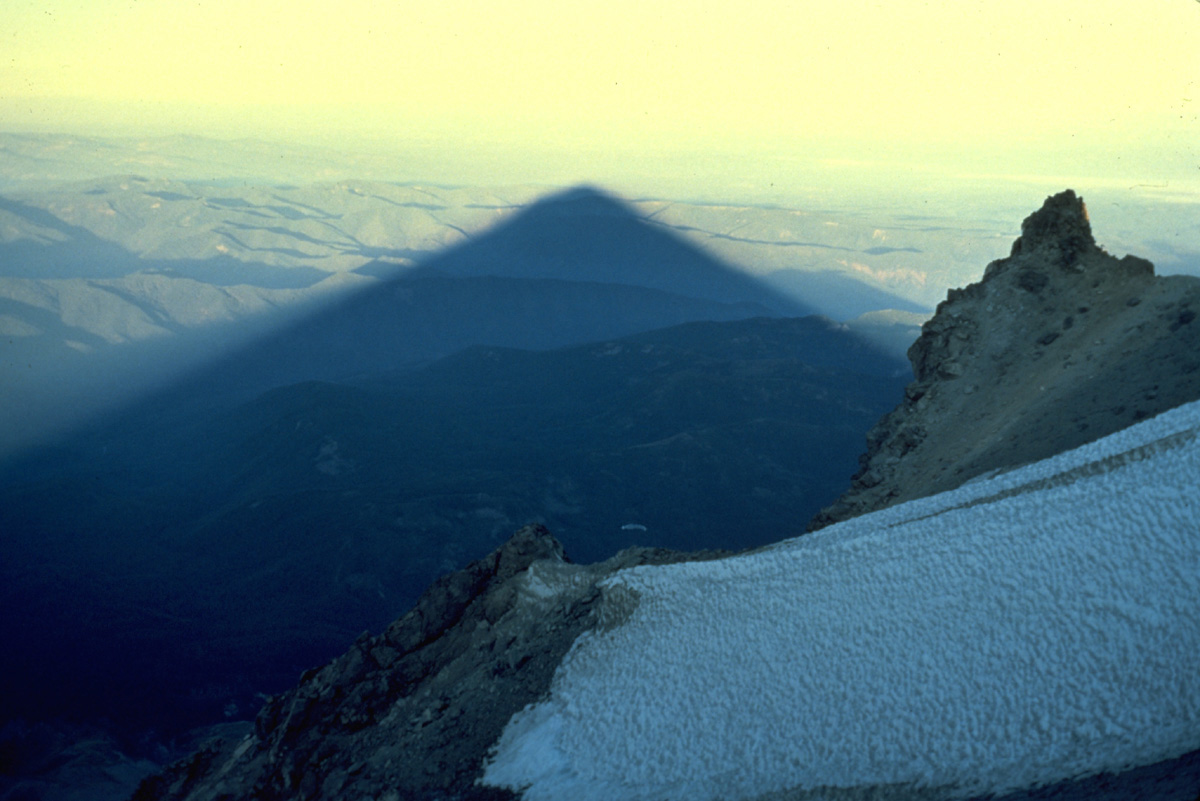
[314, 436, 355, 476]
[482, 401, 1200, 801]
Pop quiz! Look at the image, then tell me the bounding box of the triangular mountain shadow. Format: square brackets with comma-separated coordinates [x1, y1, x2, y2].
[0, 185, 824, 468]
[362, 185, 813, 315]
[0, 184, 912, 740]
[89, 185, 824, 415]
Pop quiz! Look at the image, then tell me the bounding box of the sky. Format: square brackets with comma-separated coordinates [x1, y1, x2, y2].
[2, 1, 1199, 196]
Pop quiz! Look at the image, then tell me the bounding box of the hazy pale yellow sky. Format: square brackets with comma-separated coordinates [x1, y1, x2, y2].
[3, 0, 1198, 190]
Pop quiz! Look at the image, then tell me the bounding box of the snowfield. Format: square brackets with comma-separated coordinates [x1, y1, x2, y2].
[482, 400, 1200, 801]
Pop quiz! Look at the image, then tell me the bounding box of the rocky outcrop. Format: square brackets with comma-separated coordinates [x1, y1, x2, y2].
[132, 524, 726, 801]
[811, 190, 1200, 529]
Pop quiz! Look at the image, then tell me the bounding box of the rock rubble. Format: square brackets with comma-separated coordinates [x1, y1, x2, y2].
[133, 525, 725, 800]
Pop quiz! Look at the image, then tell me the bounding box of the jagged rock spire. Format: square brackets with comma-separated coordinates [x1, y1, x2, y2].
[810, 189, 1200, 531]
[1008, 189, 1097, 267]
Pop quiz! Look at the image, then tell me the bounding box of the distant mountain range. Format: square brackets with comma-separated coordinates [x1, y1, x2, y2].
[0, 179, 938, 461]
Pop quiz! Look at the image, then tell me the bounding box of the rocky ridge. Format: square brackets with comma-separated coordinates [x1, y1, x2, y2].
[132, 525, 726, 801]
[811, 189, 1200, 528]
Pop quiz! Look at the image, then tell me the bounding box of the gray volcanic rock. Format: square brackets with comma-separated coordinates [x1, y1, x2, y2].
[131, 524, 726, 801]
[811, 189, 1200, 529]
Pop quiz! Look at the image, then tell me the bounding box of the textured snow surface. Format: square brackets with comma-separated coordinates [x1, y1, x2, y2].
[482, 401, 1200, 801]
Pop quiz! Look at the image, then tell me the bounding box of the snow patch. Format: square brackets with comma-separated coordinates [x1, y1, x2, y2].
[482, 401, 1200, 800]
